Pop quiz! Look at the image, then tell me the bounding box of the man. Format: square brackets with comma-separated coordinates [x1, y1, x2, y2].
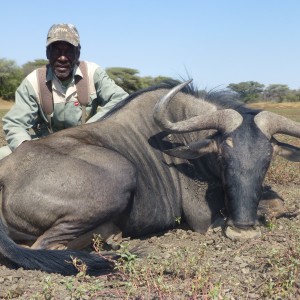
[0, 23, 128, 159]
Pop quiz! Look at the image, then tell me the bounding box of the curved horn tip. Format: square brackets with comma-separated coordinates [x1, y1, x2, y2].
[172, 78, 193, 93]
[160, 79, 194, 102]
[184, 78, 193, 86]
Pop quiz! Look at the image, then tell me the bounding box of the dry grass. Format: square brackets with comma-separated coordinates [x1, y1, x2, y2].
[249, 101, 300, 110]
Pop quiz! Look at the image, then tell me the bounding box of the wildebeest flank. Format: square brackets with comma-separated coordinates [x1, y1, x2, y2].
[0, 80, 299, 275]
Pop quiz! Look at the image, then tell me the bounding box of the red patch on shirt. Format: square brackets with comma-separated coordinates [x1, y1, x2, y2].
[74, 101, 79, 106]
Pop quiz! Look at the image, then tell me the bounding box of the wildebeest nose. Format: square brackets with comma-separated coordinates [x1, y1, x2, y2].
[226, 218, 259, 228]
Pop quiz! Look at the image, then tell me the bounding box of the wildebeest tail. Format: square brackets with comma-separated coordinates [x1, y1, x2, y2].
[0, 217, 115, 275]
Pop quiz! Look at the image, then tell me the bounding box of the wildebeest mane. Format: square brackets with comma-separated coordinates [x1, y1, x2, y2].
[101, 79, 261, 121]
[200, 89, 262, 115]
[100, 80, 183, 120]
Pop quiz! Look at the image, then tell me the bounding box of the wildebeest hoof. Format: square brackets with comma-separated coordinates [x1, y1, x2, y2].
[259, 186, 288, 219]
[105, 232, 123, 250]
[106, 240, 121, 250]
[258, 196, 299, 220]
[224, 226, 261, 241]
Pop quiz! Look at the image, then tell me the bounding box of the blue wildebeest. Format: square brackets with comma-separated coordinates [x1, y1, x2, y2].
[0, 80, 299, 275]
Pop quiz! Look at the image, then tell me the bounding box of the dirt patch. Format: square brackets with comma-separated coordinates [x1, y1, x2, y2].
[0, 99, 13, 110]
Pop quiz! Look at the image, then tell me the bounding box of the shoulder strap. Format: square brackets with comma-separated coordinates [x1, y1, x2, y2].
[37, 65, 53, 132]
[76, 61, 89, 106]
[37, 65, 53, 115]
[75, 61, 89, 123]
[37, 61, 89, 125]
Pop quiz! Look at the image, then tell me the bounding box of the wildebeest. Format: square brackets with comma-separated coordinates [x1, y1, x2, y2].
[0, 80, 299, 275]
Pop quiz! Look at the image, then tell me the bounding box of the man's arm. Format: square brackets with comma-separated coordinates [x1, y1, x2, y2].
[2, 77, 39, 151]
[86, 67, 128, 123]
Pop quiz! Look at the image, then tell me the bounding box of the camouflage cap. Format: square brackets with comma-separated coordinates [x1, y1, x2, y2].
[46, 24, 80, 47]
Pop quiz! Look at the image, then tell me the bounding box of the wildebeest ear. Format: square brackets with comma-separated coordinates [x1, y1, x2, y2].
[164, 139, 218, 159]
[272, 138, 300, 162]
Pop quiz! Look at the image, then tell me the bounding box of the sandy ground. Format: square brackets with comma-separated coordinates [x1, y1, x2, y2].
[0, 99, 13, 110]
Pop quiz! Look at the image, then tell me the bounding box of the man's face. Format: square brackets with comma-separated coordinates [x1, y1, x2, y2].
[48, 41, 79, 80]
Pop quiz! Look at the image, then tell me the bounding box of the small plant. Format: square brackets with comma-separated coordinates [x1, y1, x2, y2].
[64, 277, 75, 294]
[115, 243, 137, 274]
[71, 256, 88, 278]
[262, 242, 300, 298]
[42, 276, 55, 300]
[117, 243, 137, 262]
[263, 215, 277, 230]
[175, 216, 182, 225]
[92, 233, 105, 253]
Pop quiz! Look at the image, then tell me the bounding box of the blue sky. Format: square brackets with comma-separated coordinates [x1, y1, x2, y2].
[1, 0, 300, 89]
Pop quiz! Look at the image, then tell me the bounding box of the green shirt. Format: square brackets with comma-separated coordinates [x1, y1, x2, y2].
[2, 61, 128, 151]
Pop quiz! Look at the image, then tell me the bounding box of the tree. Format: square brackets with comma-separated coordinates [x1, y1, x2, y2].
[106, 67, 143, 93]
[106, 67, 174, 93]
[0, 58, 23, 100]
[227, 81, 265, 103]
[264, 84, 290, 102]
[22, 59, 48, 76]
[140, 76, 174, 89]
[284, 90, 300, 102]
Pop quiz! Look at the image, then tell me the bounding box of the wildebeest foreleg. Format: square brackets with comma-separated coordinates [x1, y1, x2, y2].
[259, 185, 298, 219]
[30, 222, 122, 250]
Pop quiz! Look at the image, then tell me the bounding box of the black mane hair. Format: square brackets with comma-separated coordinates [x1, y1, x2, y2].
[100, 80, 261, 121]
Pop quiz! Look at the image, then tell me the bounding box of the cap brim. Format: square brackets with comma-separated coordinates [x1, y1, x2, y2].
[46, 37, 79, 47]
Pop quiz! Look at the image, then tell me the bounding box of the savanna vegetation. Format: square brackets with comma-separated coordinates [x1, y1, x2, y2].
[1, 57, 300, 103]
[0, 58, 173, 100]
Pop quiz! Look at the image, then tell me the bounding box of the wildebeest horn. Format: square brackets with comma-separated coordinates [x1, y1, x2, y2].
[153, 79, 193, 127]
[153, 80, 243, 133]
[254, 111, 300, 139]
